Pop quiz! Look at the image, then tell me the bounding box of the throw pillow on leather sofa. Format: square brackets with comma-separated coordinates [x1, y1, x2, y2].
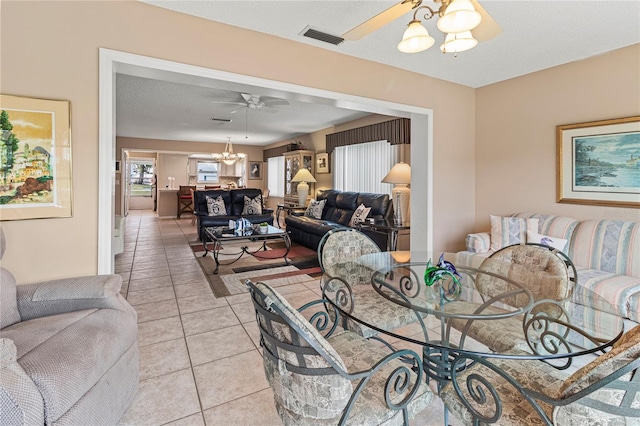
[194, 188, 274, 241]
[285, 189, 393, 250]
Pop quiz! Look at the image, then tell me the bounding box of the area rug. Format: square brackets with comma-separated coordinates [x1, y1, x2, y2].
[190, 239, 322, 298]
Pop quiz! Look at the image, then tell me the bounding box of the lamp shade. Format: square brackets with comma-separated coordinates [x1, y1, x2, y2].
[440, 31, 478, 54]
[397, 20, 435, 53]
[381, 162, 411, 184]
[436, 0, 481, 34]
[291, 168, 317, 183]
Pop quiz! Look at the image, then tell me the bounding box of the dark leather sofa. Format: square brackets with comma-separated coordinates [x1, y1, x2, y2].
[194, 188, 274, 241]
[285, 189, 393, 250]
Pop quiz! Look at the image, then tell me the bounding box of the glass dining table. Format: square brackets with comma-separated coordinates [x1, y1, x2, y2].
[320, 251, 625, 424]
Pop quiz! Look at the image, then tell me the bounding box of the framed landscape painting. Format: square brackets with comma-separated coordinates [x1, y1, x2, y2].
[0, 95, 72, 220]
[557, 116, 640, 207]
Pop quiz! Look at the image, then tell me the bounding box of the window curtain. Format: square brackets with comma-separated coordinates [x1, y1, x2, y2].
[326, 118, 410, 154]
[267, 156, 284, 197]
[333, 140, 399, 194]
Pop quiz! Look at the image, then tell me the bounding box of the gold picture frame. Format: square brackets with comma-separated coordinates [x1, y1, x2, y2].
[0, 95, 73, 220]
[557, 116, 640, 208]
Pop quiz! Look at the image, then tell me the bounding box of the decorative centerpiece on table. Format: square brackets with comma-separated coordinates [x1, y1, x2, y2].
[259, 222, 269, 233]
[233, 217, 254, 236]
[424, 254, 462, 303]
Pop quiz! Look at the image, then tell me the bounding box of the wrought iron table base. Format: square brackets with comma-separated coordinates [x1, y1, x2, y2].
[203, 234, 291, 274]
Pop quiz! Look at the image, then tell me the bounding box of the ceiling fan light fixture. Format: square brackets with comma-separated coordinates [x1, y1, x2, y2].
[437, 0, 481, 34]
[440, 30, 478, 54]
[398, 20, 435, 53]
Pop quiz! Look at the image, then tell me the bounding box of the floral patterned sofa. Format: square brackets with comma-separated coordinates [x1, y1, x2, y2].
[454, 213, 640, 332]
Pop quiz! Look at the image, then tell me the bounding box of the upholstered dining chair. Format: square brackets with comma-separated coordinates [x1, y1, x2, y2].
[441, 324, 640, 425]
[246, 280, 433, 426]
[317, 228, 430, 344]
[446, 243, 577, 354]
[177, 185, 196, 219]
[318, 227, 381, 279]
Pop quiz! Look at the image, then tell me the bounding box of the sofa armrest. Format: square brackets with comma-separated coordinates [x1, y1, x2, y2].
[465, 232, 491, 253]
[15, 274, 137, 321]
[0, 338, 45, 425]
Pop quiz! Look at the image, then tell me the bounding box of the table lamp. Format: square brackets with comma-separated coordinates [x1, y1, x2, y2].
[382, 162, 411, 225]
[291, 168, 317, 206]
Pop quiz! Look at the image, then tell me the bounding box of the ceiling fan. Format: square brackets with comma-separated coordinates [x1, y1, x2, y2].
[212, 93, 289, 114]
[342, 0, 502, 54]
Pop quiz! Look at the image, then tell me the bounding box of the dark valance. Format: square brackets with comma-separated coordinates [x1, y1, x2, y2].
[262, 145, 291, 162]
[326, 118, 410, 154]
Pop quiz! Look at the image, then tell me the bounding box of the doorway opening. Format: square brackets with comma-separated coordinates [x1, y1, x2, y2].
[99, 49, 433, 273]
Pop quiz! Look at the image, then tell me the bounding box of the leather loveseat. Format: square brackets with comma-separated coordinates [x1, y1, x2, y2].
[194, 188, 274, 241]
[285, 189, 393, 251]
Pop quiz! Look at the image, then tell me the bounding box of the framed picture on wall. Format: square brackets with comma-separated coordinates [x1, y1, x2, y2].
[0, 95, 73, 220]
[316, 153, 329, 174]
[557, 116, 640, 208]
[249, 161, 262, 180]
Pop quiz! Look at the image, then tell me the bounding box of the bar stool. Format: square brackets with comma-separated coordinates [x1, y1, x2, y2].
[177, 185, 195, 219]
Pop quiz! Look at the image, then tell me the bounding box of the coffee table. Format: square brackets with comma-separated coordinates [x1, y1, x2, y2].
[202, 225, 291, 274]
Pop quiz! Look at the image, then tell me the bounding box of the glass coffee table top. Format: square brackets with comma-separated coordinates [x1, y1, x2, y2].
[202, 225, 290, 273]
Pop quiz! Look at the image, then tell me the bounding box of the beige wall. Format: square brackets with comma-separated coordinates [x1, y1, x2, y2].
[2, 0, 473, 283]
[474, 45, 640, 231]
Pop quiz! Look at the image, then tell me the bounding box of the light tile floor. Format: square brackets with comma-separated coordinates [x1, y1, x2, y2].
[116, 210, 590, 426]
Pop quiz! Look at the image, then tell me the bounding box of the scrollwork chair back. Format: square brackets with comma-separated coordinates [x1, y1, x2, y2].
[441, 324, 640, 425]
[246, 279, 433, 426]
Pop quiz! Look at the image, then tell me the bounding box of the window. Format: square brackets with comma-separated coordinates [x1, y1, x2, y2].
[197, 161, 219, 183]
[268, 156, 284, 197]
[129, 160, 154, 197]
[333, 140, 400, 194]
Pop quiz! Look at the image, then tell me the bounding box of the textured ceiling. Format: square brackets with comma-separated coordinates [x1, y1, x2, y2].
[116, 74, 372, 145]
[140, 0, 640, 88]
[119, 1, 640, 146]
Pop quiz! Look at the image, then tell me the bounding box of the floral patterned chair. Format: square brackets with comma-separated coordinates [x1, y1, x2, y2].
[446, 243, 577, 354]
[440, 324, 640, 425]
[317, 228, 427, 339]
[246, 280, 433, 425]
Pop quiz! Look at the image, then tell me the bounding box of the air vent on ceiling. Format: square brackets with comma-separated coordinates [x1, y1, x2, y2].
[300, 26, 344, 45]
[210, 118, 232, 123]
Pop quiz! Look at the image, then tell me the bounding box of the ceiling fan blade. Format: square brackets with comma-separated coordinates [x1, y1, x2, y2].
[342, 0, 418, 41]
[472, 0, 502, 42]
[211, 101, 245, 105]
[229, 106, 245, 114]
[241, 93, 259, 103]
[262, 96, 289, 107]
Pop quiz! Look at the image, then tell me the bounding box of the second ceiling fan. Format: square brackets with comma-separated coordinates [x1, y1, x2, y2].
[212, 93, 290, 114]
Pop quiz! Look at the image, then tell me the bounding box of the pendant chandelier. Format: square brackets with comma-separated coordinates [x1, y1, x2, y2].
[212, 137, 246, 165]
